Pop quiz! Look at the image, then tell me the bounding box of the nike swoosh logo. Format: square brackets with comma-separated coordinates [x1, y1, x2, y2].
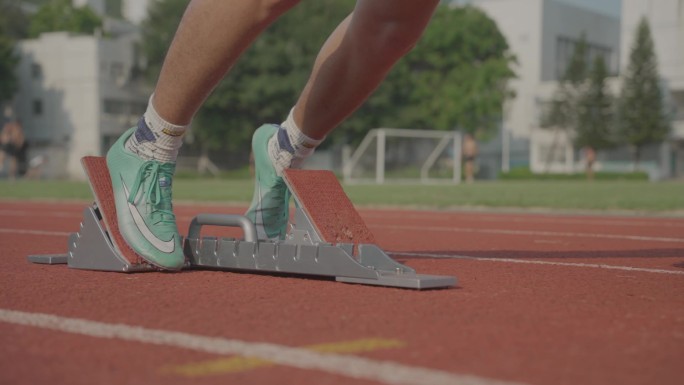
[121, 176, 176, 253]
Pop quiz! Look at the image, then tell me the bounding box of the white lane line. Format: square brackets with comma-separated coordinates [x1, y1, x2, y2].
[0, 228, 70, 237]
[4, 208, 682, 230]
[363, 212, 684, 228]
[0, 309, 525, 385]
[376, 225, 684, 244]
[13, 217, 670, 245]
[393, 252, 684, 276]
[8, 217, 681, 245]
[0, 210, 220, 224]
[0, 209, 81, 218]
[4, 227, 680, 275]
[468, 216, 684, 228]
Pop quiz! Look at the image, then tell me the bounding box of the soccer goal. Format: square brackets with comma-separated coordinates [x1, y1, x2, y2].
[342, 128, 462, 184]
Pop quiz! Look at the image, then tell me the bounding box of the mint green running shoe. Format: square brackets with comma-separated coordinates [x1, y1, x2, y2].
[246, 124, 291, 240]
[106, 126, 185, 270]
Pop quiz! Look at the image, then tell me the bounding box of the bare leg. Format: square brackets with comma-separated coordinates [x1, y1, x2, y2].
[108, 0, 303, 268]
[7, 156, 17, 181]
[152, 0, 301, 125]
[293, 0, 440, 139]
[465, 160, 475, 183]
[248, 0, 438, 239]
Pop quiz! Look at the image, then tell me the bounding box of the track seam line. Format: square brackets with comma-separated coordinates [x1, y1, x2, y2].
[376, 224, 684, 243]
[6, 208, 684, 229]
[0, 309, 526, 385]
[4, 224, 683, 244]
[392, 252, 684, 275]
[362, 213, 684, 228]
[0, 228, 71, 237]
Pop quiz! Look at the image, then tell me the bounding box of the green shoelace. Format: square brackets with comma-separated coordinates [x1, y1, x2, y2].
[127, 161, 176, 226]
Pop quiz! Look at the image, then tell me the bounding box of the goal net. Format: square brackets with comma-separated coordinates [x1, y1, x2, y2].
[342, 128, 462, 184]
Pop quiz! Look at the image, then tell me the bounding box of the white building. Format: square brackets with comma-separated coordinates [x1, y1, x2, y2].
[122, 0, 152, 25]
[12, 0, 682, 179]
[455, 0, 683, 179]
[13, 32, 147, 179]
[8, 0, 150, 179]
[621, 0, 684, 177]
[454, 0, 622, 173]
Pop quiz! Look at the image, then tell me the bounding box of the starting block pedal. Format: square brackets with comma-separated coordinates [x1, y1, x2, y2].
[28, 157, 155, 272]
[28, 157, 456, 289]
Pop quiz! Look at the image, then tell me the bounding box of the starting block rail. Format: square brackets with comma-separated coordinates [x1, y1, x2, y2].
[28, 157, 456, 289]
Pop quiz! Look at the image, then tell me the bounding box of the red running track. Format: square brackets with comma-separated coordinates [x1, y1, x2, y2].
[0, 200, 683, 385]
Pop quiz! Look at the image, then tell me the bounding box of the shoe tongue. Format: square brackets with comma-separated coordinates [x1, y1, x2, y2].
[157, 174, 173, 211]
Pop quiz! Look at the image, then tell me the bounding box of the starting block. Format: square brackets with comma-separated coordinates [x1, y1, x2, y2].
[28, 157, 456, 289]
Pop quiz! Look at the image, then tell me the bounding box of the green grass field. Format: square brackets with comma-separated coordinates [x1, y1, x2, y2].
[1, 178, 682, 213]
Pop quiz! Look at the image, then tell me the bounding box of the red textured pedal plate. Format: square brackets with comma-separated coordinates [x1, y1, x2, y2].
[81, 156, 146, 266]
[283, 169, 376, 245]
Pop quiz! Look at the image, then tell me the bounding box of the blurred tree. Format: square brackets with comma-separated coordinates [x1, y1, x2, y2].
[141, 0, 354, 152]
[196, 1, 354, 151]
[140, 0, 186, 84]
[541, 34, 588, 170]
[575, 55, 615, 179]
[618, 17, 670, 170]
[0, 35, 18, 103]
[546, 34, 588, 125]
[0, 0, 28, 103]
[22, 0, 51, 5]
[140, 1, 516, 153]
[0, 0, 30, 40]
[341, 5, 516, 144]
[29, 0, 103, 38]
[105, 0, 123, 18]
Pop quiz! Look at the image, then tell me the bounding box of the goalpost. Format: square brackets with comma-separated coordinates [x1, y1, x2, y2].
[342, 128, 462, 184]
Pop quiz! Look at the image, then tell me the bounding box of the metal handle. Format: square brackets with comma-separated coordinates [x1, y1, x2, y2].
[187, 214, 258, 242]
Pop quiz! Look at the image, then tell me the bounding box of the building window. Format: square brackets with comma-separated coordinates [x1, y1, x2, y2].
[555, 36, 614, 80]
[33, 99, 43, 115]
[536, 98, 552, 125]
[110, 62, 125, 82]
[31, 63, 42, 79]
[539, 143, 567, 163]
[555, 37, 574, 79]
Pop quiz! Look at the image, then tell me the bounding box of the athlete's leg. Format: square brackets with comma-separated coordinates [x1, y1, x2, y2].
[248, 0, 439, 239]
[108, 0, 300, 268]
[153, 0, 301, 125]
[297, 0, 439, 138]
[273, 0, 440, 169]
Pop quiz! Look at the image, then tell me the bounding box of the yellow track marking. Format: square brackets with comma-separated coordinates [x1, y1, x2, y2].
[165, 338, 405, 377]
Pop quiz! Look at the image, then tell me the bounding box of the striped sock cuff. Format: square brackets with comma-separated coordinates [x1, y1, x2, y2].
[282, 108, 324, 158]
[143, 95, 189, 138]
[126, 95, 189, 163]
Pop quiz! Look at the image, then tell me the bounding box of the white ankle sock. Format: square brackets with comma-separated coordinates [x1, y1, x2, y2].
[268, 108, 324, 175]
[125, 95, 189, 163]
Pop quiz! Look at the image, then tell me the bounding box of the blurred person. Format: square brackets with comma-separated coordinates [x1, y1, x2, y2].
[24, 154, 47, 179]
[0, 120, 28, 180]
[106, 0, 440, 269]
[583, 146, 596, 181]
[462, 133, 478, 183]
[0, 126, 6, 175]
